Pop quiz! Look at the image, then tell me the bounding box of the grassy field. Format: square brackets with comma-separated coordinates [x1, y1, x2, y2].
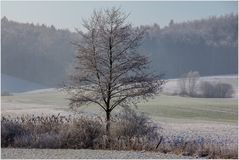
[1, 80, 238, 159]
[138, 94, 237, 123]
[2, 89, 237, 124]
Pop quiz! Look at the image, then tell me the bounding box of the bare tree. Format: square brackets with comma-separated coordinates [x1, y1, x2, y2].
[178, 71, 200, 96]
[178, 73, 187, 95]
[200, 81, 234, 98]
[66, 8, 164, 135]
[187, 71, 200, 96]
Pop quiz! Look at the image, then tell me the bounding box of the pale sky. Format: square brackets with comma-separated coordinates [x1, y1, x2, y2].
[1, 1, 238, 31]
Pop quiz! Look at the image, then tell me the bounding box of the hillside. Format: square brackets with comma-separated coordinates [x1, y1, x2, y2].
[2, 75, 237, 122]
[1, 14, 238, 87]
[1, 74, 46, 93]
[2, 75, 238, 157]
[1, 17, 78, 87]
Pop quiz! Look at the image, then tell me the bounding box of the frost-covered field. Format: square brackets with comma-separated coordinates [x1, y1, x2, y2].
[1, 148, 193, 159]
[1, 75, 238, 158]
[162, 75, 238, 97]
[2, 75, 237, 122]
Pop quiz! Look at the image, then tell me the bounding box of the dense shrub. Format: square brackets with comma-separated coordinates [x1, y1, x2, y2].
[1, 112, 238, 158]
[111, 108, 159, 140]
[62, 118, 104, 149]
[1, 114, 105, 149]
[1, 110, 159, 150]
[200, 81, 234, 98]
[155, 136, 238, 159]
[101, 108, 160, 150]
[13, 134, 33, 148]
[1, 119, 28, 147]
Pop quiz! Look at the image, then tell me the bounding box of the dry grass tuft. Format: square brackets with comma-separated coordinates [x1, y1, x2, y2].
[1, 110, 238, 159]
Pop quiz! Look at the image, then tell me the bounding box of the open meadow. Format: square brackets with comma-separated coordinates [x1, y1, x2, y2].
[2, 75, 238, 124]
[2, 90, 238, 123]
[1, 76, 238, 158]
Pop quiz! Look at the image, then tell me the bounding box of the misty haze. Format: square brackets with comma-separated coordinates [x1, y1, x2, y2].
[1, 1, 238, 159]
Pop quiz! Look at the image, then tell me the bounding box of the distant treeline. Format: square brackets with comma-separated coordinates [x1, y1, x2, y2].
[1, 17, 77, 86]
[1, 14, 238, 87]
[140, 14, 238, 78]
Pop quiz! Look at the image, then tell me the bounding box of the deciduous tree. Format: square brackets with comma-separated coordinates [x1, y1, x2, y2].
[67, 8, 164, 135]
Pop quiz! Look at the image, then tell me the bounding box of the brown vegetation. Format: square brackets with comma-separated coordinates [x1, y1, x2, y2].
[1, 110, 237, 159]
[200, 81, 234, 98]
[177, 71, 234, 98]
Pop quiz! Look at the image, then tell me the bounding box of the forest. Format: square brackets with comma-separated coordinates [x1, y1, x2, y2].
[1, 13, 238, 87]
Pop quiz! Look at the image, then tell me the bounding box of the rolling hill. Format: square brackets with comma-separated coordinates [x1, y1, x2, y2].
[1, 74, 46, 93]
[1, 14, 238, 87]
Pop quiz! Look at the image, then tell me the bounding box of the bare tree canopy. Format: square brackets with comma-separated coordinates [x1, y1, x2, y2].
[178, 71, 200, 97]
[66, 8, 164, 133]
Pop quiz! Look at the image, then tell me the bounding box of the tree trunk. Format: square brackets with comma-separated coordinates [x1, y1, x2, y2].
[106, 111, 111, 135]
[106, 111, 111, 148]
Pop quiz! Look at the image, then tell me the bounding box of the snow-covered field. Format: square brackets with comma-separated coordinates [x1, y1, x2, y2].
[1, 75, 238, 155]
[162, 75, 238, 97]
[2, 75, 237, 121]
[1, 148, 193, 159]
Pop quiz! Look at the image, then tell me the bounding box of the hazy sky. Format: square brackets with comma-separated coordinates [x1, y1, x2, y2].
[1, 1, 238, 31]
